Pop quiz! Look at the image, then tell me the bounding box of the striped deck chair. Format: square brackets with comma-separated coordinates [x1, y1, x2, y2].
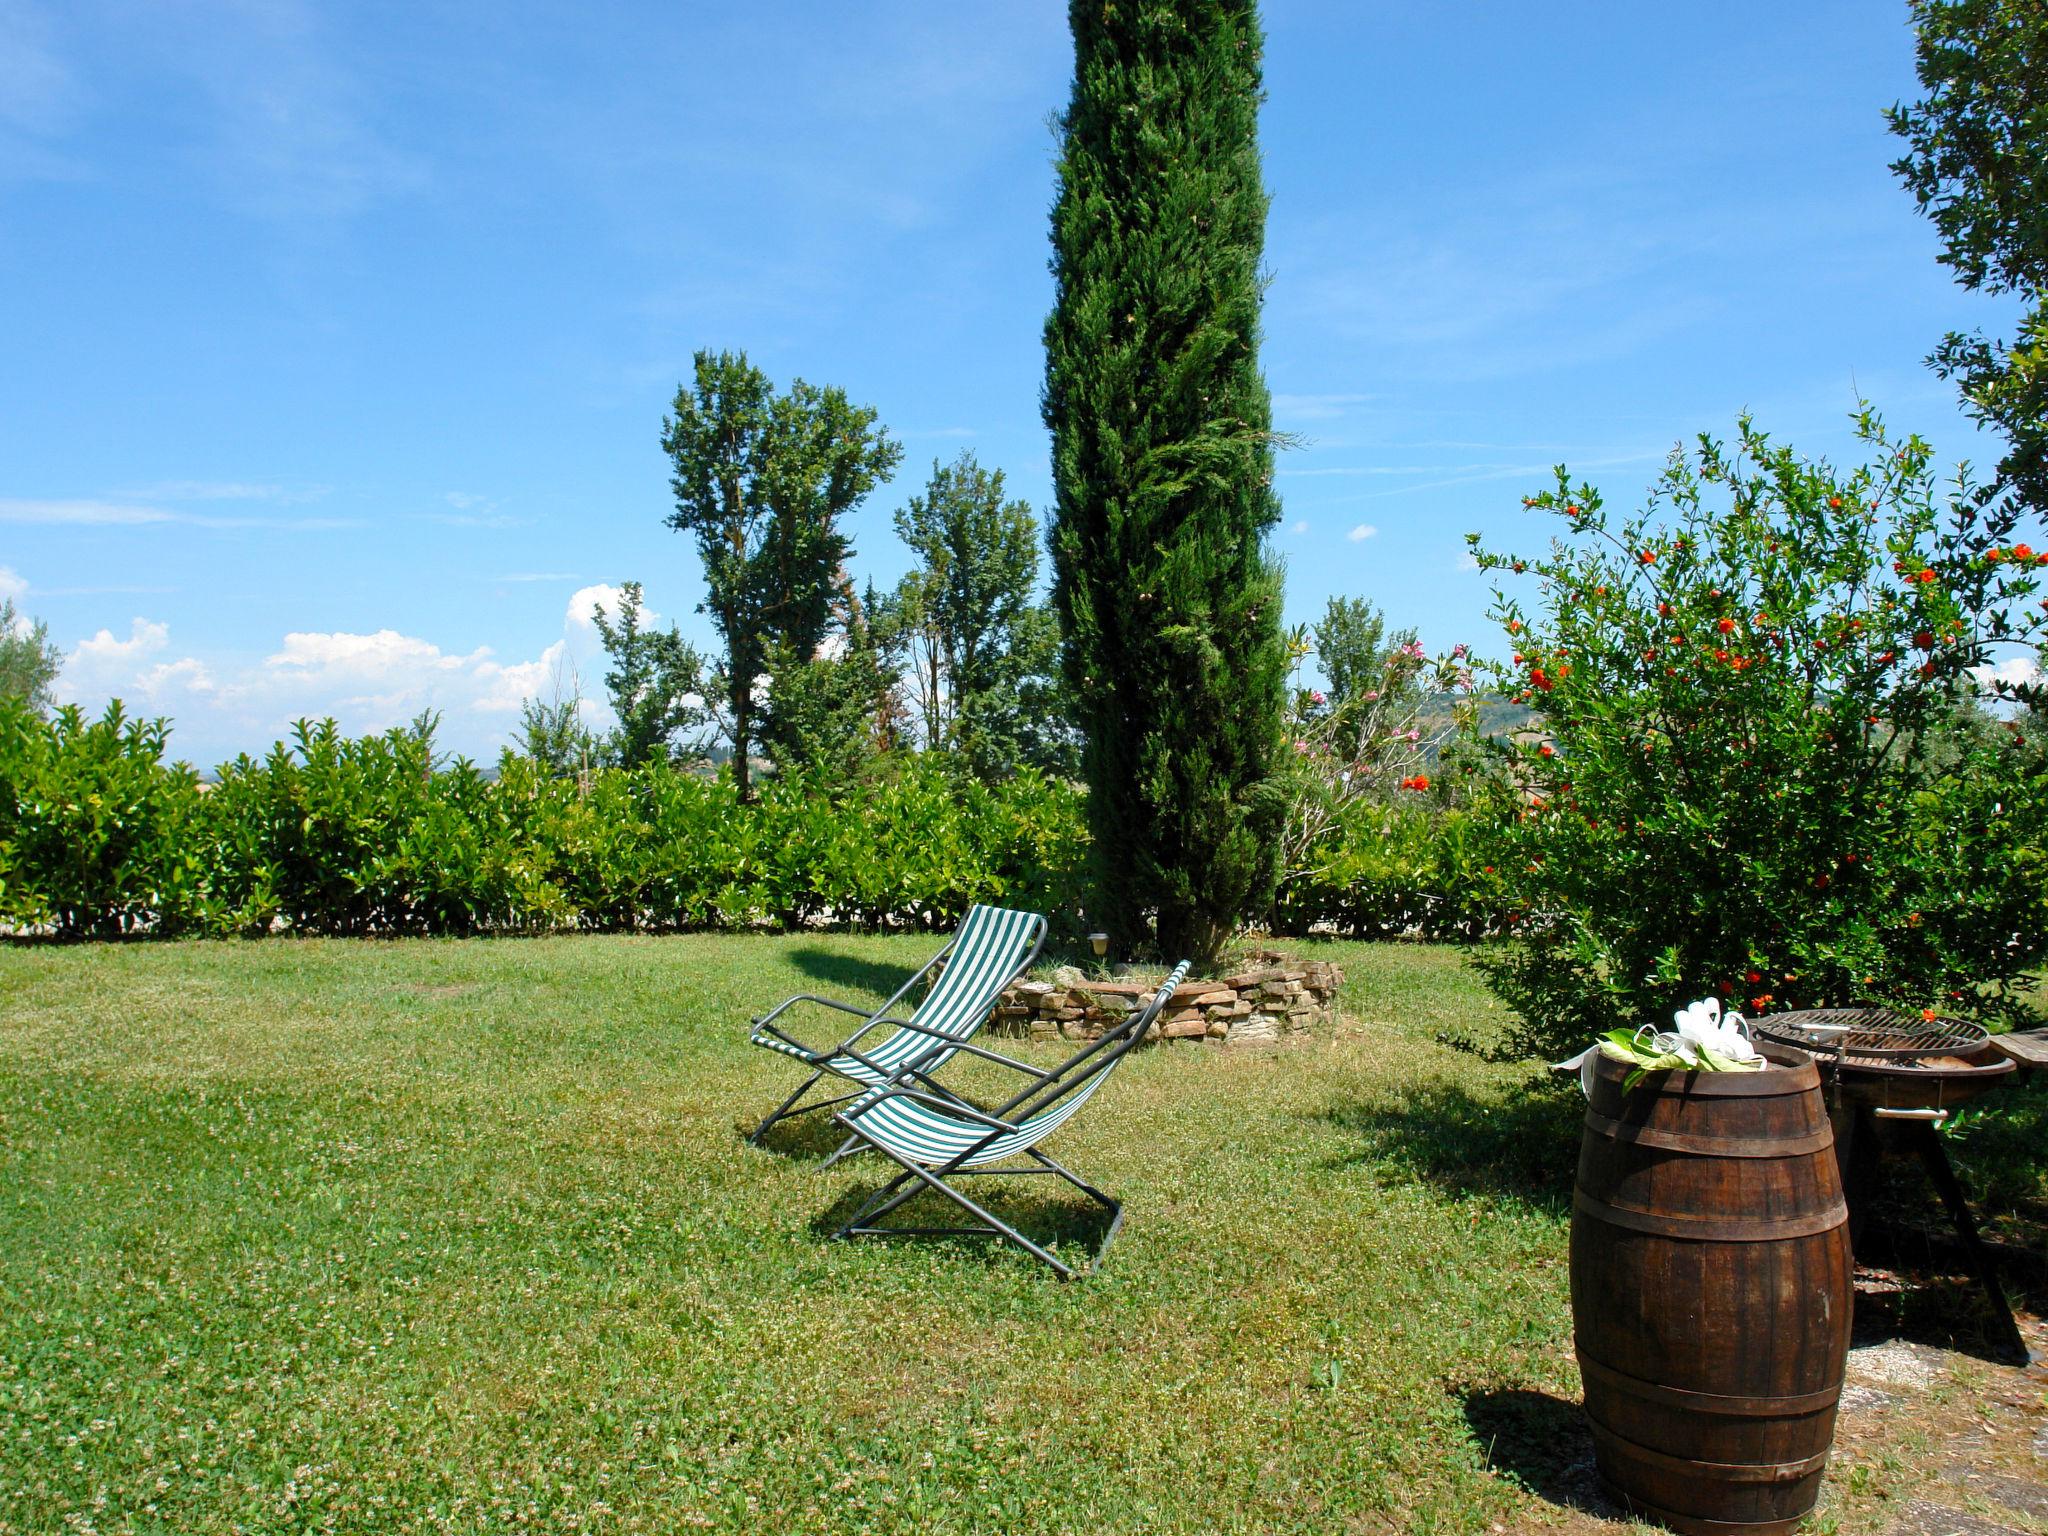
[827, 959, 1192, 1278]
[746, 903, 1048, 1145]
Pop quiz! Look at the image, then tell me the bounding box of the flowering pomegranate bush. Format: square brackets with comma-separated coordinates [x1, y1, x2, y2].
[1461, 412, 2048, 1062]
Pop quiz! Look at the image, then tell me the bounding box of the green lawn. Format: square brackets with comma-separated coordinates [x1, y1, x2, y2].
[0, 934, 1997, 1534]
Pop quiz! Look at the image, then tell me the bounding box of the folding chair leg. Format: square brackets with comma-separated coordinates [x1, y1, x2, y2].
[819, 1132, 865, 1168]
[748, 1071, 864, 1145]
[834, 1144, 1083, 1280]
[837, 1164, 920, 1232]
[1027, 1148, 1124, 1273]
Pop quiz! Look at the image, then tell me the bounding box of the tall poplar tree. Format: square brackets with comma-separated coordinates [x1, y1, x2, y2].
[1042, 0, 1288, 967]
[1889, 0, 2048, 513]
[661, 350, 899, 797]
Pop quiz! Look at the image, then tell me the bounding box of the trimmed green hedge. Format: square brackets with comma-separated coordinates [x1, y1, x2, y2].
[0, 703, 1086, 939]
[0, 699, 1500, 942]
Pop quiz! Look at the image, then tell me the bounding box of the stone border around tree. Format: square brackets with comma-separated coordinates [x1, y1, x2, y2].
[985, 950, 1344, 1049]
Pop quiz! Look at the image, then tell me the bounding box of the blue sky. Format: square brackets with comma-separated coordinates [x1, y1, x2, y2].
[1, 0, 2023, 766]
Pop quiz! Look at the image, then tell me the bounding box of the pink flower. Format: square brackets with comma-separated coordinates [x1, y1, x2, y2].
[1294, 740, 1310, 754]
[1400, 640, 1427, 661]
[1309, 689, 1326, 705]
[1363, 689, 1380, 702]
[1451, 643, 1469, 659]
[1403, 728, 1420, 742]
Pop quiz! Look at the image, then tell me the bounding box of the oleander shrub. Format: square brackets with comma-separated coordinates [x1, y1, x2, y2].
[1461, 412, 2048, 1062]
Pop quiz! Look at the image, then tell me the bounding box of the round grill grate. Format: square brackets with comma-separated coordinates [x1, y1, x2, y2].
[1752, 1007, 1989, 1061]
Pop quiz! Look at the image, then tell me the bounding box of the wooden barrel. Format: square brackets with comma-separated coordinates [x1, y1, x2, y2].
[1570, 1044, 1852, 1535]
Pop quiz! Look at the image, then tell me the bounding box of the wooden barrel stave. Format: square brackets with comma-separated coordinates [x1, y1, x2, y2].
[1571, 1045, 1852, 1534]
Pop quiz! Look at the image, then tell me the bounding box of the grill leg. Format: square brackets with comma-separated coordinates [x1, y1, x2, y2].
[1905, 1120, 2032, 1365]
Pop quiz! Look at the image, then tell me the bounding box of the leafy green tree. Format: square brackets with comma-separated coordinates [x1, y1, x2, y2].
[660, 350, 901, 798]
[881, 452, 1071, 779]
[0, 599, 62, 716]
[1890, 0, 2048, 510]
[589, 581, 707, 768]
[760, 625, 888, 783]
[1042, 0, 1288, 967]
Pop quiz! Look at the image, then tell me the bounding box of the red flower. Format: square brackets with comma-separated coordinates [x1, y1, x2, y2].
[1538, 744, 1554, 757]
[1657, 602, 1673, 618]
[1717, 618, 1735, 634]
[1914, 630, 1934, 649]
[1639, 549, 1657, 564]
[1828, 496, 1842, 509]
[2015, 543, 2036, 562]
[1530, 668, 1553, 691]
[1746, 969, 1762, 983]
[1921, 1007, 1939, 1023]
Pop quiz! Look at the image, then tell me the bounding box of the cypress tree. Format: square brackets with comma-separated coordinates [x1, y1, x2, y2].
[1042, 0, 1288, 968]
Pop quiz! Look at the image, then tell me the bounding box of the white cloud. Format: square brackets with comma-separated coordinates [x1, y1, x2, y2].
[75, 617, 169, 664]
[1271, 392, 1379, 421]
[0, 498, 173, 525]
[1347, 523, 1378, 542]
[1973, 655, 2041, 691]
[127, 480, 330, 504]
[566, 583, 635, 631]
[0, 565, 25, 602]
[1457, 551, 1481, 572]
[1290, 520, 1309, 534]
[60, 618, 175, 702]
[266, 628, 486, 680]
[0, 497, 358, 531]
[48, 581, 674, 762]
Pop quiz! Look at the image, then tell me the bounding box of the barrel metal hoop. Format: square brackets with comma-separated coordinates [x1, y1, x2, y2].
[1599, 1476, 1811, 1536]
[1578, 1351, 1845, 1417]
[1589, 1420, 1833, 1482]
[1582, 1109, 1835, 1158]
[1574, 1188, 1850, 1242]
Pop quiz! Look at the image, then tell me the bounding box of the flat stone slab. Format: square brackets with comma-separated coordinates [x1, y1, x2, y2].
[1887, 1499, 2032, 1535]
[1940, 1466, 2048, 1521]
[1840, 1381, 1899, 1414]
[1849, 1338, 1949, 1390]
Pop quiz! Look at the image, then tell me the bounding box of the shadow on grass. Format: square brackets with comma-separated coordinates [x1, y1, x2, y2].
[1460, 1388, 1620, 1519]
[807, 1175, 1118, 1274]
[786, 945, 923, 1002]
[737, 1103, 863, 1163]
[1316, 1080, 1581, 1215]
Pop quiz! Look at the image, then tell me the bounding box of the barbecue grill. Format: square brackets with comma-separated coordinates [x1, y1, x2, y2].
[1752, 1007, 2027, 1361]
[1751, 1008, 2015, 1111]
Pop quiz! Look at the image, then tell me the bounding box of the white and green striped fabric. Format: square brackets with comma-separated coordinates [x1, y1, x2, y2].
[840, 961, 1191, 1169]
[750, 904, 1043, 1086]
